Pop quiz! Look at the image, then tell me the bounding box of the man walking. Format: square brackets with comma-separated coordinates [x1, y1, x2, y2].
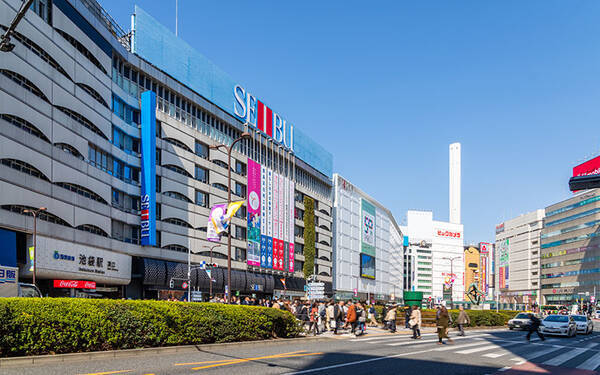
[346, 300, 358, 334]
[409, 305, 422, 339]
[333, 300, 345, 334]
[456, 306, 470, 336]
[526, 313, 545, 342]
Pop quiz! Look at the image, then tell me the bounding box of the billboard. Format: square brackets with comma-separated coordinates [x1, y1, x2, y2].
[248, 159, 295, 272]
[361, 199, 376, 257]
[360, 254, 375, 279]
[140, 91, 156, 246]
[573, 155, 600, 177]
[498, 239, 509, 289]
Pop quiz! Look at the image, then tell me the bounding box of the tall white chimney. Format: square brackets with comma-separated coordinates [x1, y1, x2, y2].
[449, 142, 461, 224]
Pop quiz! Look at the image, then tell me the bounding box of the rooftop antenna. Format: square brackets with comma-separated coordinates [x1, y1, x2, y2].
[175, 0, 178, 36]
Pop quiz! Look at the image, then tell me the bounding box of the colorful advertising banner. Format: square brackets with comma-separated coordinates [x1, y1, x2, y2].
[498, 239, 509, 289]
[140, 91, 156, 246]
[247, 159, 261, 266]
[266, 168, 273, 268]
[361, 199, 376, 257]
[481, 255, 488, 294]
[288, 179, 295, 273]
[260, 165, 268, 268]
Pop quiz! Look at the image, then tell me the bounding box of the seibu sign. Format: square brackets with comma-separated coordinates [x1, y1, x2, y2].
[436, 229, 461, 238]
[53, 280, 96, 289]
[233, 85, 294, 151]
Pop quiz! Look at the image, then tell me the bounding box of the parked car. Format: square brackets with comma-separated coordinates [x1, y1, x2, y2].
[572, 315, 594, 334]
[508, 312, 535, 330]
[539, 314, 577, 337]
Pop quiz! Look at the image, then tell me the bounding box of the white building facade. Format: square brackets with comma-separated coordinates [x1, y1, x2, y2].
[401, 210, 464, 303]
[332, 174, 402, 301]
[495, 209, 544, 308]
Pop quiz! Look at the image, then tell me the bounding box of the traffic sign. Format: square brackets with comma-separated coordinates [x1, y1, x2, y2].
[182, 282, 188, 289]
[191, 291, 202, 302]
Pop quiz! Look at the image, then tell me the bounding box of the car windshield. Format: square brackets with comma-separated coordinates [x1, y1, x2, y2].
[572, 316, 587, 322]
[544, 315, 568, 322]
[515, 313, 529, 319]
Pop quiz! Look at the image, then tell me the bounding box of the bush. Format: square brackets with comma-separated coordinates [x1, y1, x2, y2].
[448, 309, 519, 327]
[0, 298, 302, 357]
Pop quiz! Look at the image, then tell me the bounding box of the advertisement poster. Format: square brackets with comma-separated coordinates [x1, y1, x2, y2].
[498, 239, 509, 289]
[289, 180, 295, 273]
[361, 199, 376, 257]
[480, 255, 488, 293]
[246, 159, 261, 266]
[273, 174, 279, 241]
[360, 253, 375, 279]
[267, 168, 273, 268]
[260, 165, 268, 267]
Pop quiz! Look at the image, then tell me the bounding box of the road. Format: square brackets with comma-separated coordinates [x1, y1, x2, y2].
[4, 323, 600, 375]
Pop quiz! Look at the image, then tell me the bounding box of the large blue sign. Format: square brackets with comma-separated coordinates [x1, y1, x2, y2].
[140, 91, 157, 246]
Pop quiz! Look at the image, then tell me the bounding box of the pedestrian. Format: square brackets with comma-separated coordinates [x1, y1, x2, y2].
[346, 300, 358, 334]
[409, 305, 422, 339]
[436, 305, 452, 344]
[356, 302, 367, 336]
[368, 304, 378, 327]
[326, 301, 335, 331]
[381, 304, 388, 330]
[457, 306, 470, 337]
[526, 313, 545, 342]
[385, 305, 397, 333]
[309, 302, 319, 335]
[333, 300, 345, 334]
[405, 306, 411, 328]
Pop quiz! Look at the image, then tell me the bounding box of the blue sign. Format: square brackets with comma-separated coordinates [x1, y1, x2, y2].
[140, 91, 157, 246]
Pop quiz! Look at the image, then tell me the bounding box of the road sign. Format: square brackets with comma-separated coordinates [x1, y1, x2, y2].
[307, 282, 325, 300]
[191, 291, 202, 302]
[182, 282, 188, 289]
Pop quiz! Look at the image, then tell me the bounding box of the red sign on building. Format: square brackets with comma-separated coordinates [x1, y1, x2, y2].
[573, 155, 600, 177]
[53, 280, 96, 289]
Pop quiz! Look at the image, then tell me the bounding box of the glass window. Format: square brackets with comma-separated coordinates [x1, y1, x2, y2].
[195, 141, 208, 159]
[195, 190, 208, 207]
[195, 165, 207, 183]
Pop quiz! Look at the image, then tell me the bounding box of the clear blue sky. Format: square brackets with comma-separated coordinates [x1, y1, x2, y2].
[100, 0, 600, 244]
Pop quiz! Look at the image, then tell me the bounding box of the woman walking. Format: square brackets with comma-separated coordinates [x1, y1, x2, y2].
[436, 305, 453, 345]
[409, 305, 422, 339]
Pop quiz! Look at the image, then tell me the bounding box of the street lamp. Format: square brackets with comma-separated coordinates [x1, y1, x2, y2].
[23, 207, 46, 287]
[209, 132, 251, 303]
[441, 256, 461, 309]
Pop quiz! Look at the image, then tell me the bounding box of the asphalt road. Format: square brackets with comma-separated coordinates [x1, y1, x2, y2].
[4, 323, 600, 375]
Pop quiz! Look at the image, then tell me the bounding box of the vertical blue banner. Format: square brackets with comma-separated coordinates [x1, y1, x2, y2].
[260, 235, 267, 268]
[140, 91, 156, 246]
[267, 237, 273, 269]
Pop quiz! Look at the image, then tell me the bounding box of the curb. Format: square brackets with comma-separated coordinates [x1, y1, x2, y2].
[0, 335, 334, 368]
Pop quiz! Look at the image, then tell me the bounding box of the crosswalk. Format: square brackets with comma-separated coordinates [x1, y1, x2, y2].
[348, 331, 600, 371]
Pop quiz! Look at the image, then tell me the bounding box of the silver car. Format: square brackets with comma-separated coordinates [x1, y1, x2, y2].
[571, 315, 593, 334]
[539, 314, 577, 337]
[508, 313, 534, 330]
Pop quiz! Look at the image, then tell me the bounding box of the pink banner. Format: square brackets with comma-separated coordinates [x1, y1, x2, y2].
[289, 243, 295, 273]
[246, 159, 261, 266]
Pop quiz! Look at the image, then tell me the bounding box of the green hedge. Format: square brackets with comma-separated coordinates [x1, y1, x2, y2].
[0, 298, 302, 357]
[303, 196, 315, 279]
[371, 306, 518, 326]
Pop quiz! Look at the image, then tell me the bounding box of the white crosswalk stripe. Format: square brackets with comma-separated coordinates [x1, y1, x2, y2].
[576, 351, 600, 371]
[455, 342, 519, 355]
[543, 348, 586, 367]
[482, 353, 504, 358]
[517, 346, 563, 361]
[585, 342, 600, 348]
[434, 341, 487, 352]
[386, 334, 488, 346]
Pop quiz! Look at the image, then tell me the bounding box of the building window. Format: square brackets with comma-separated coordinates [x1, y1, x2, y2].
[212, 159, 229, 170]
[57, 106, 108, 140]
[54, 143, 84, 160]
[195, 141, 208, 159]
[163, 137, 193, 153]
[156, 176, 161, 192]
[1, 159, 50, 181]
[162, 217, 193, 228]
[195, 165, 208, 183]
[212, 183, 228, 193]
[76, 224, 108, 237]
[163, 244, 189, 253]
[77, 83, 109, 108]
[234, 182, 246, 198]
[234, 205, 247, 219]
[163, 191, 192, 203]
[235, 247, 246, 262]
[112, 95, 140, 126]
[234, 226, 246, 240]
[112, 126, 140, 155]
[30, 0, 52, 24]
[294, 225, 304, 238]
[295, 208, 304, 220]
[111, 188, 140, 213]
[1, 205, 70, 226]
[0, 69, 49, 102]
[54, 28, 107, 74]
[55, 182, 107, 204]
[195, 190, 208, 207]
[164, 164, 192, 178]
[1, 114, 50, 143]
[234, 160, 246, 176]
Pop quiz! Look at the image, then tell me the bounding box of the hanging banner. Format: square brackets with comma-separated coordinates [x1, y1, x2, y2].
[207, 204, 226, 241]
[247, 158, 261, 266]
[289, 179, 295, 273]
[498, 238, 509, 289]
[140, 91, 157, 246]
[266, 168, 273, 268]
[361, 199, 376, 257]
[28, 246, 35, 272]
[260, 165, 268, 268]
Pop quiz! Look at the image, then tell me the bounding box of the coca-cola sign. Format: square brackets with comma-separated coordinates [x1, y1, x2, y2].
[53, 280, 96, 289]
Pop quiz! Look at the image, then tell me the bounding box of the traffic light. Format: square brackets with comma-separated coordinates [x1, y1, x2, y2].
[169, 279, 174, 289]
[206, 263, 218, 268]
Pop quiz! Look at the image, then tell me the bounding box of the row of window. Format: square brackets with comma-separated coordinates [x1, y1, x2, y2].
[1, 113, 50, 143]
[88, 144, 140, 185]
[112, 94, 139, 127]
[541, 218, 600, 240]
[113, 126, 140, 155]
[545, 207, 600, 228]
[546, 195, 600, 218]
[541, 255, 600, 269]
[55, 28, 107, 75]
[541, 267, 600, 279]
[1, 69, 49, 103]
[541, 231, 600, 249]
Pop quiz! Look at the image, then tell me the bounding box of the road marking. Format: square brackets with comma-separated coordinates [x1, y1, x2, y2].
[482, 353, 504, 358]
[586, 342, 600, 348]
[577, 351, 600, 371]
[77, 371, 133, 375]
[175, 351, 307, 366]
[543, 348, 586, 366]
[518, 345, 564, 361]
[190, 351, 323, 370]
[386, 334, 488, 346]
[455, 342, 519, 355]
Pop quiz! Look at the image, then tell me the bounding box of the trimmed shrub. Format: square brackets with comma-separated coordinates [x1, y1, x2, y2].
[303, 196, 316, 279]
[0, 298, 302, 357]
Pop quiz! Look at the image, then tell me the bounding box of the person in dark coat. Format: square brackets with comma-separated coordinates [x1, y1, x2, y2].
[333, 300, 345, 334]
[405, 306, 412, 328]
[436, 305, 452, 344]
[526, 313, 545, 341]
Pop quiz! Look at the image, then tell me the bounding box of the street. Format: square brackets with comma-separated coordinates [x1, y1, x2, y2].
[3, 323, 600, 375]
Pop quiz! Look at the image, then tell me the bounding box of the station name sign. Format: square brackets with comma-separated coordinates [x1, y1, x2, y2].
[234, 85, 294, 151]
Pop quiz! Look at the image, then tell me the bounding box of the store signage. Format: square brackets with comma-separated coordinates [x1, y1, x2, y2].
[495, 223, 504, 234]
[339, 176, 354, 192]
[361, 199, 376, 257]
[479, 243, 490, 254]
[234, 85, 294, 151]
[573, 155, 600, 177]
[53, 251, 75, 262]
[436, 229, 461, 238]
[53, 280, 96, 289]
[140, 91, 156, 246]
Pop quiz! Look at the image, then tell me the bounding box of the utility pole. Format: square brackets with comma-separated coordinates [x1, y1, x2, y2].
[23, 207, 46, 287]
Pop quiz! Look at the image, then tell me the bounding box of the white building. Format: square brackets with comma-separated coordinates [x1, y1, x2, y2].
[495, 209, 544, 307]
[401, 210, 464, 303]
[332, 174, 402, 301]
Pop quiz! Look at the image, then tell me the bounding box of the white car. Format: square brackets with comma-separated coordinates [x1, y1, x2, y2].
[572, 315, 594, 334]
[539, 315, 577, 337]
[508, 313, 534, 330]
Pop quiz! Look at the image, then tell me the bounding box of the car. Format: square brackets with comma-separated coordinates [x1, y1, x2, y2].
[596, 310, 600, 319]
[572, 314, 594, 334]
[539, 314, 577, 337]
[508, 313, 535, 330]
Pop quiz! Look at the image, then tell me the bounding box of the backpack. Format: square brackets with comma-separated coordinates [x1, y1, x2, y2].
[320, 308, 326, 318]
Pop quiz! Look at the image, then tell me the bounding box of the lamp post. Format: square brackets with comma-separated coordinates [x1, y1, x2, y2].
[23, 207, 46, 287]
[209, 132, 251, 303]
[441, 256, 461, 309]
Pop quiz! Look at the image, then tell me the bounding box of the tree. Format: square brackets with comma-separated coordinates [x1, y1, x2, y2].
[303, 195, 315, 279]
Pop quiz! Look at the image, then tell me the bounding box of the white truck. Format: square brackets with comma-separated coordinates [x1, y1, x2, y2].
[0, 265, 41, 297]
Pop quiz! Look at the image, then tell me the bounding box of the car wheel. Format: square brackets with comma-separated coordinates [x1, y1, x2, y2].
[509, 327, 513, 330]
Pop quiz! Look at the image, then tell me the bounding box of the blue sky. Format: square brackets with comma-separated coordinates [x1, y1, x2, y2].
[100, 0, 600, 243]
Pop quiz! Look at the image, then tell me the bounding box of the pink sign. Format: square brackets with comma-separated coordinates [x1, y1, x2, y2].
[247, 159, 261, 266]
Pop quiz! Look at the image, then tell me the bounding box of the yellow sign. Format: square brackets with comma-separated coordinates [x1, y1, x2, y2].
[28, 246, 35, 271]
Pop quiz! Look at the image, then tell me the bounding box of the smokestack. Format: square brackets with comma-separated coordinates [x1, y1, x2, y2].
[449, 142, 461, 224]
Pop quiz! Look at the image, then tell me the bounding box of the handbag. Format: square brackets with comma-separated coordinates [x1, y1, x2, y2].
[408, 319, 416, 327]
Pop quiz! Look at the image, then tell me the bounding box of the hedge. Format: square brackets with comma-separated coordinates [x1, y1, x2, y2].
[303, 196, 316, 279]
[0, 298, 302, 357]
[372, 305, 519, 326]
